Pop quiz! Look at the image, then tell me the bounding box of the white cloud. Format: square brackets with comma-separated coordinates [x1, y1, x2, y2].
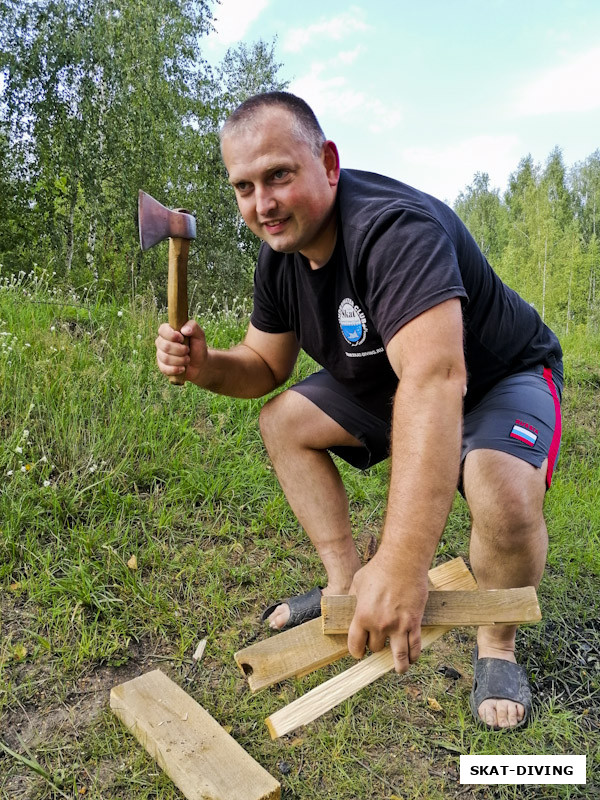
[290, 63, 362, 119]
[335, 45, 365, 66]
[289, 62, 402, 138]
[514, 47, 600, 115]
[367, 100, 402, 135]
[399, 135, 521, 202]
[282, 6, 370, 53]
[209, 0, 271, 46]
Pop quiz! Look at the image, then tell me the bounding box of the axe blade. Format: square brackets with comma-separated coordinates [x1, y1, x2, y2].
[138, 190, 196, 251]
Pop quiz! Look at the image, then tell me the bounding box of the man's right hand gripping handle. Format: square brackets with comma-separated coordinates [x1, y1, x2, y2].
[155, 320, 208, 386]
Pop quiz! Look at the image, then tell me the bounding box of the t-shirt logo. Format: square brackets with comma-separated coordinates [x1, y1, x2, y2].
[338, 298, 367, 346]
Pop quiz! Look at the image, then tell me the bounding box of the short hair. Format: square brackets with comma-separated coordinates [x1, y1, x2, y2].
[220, 92, 326, 156]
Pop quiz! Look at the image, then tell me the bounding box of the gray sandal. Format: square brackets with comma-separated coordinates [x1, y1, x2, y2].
[261, 587, 323, 631]
[470, 646, 532, 731]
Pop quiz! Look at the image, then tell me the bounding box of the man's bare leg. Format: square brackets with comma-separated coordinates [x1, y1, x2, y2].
[464, 449, 548, 729]
[259, 389, 363, 629]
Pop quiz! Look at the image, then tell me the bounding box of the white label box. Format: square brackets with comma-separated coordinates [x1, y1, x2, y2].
[460, 755, 586, 784]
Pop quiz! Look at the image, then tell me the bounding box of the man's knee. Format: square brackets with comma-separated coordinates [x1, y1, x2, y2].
[259, 388, 363, 453]
[258, 390, 296, 445]
[465, 451, 547, 541]
[259, 389, 320, 447]
[478, 494, 544, 551]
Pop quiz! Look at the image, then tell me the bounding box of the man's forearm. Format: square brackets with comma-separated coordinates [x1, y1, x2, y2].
[191, 344, 283, 398]
[379, 373, 464, 571]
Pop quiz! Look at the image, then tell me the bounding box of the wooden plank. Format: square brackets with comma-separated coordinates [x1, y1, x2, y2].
[110, 669, 280, 800]
[321, 586, 541, 634]
[265, 560, 478, 739]
[234, 557, 471, 692]
[234, 618, 349, 692]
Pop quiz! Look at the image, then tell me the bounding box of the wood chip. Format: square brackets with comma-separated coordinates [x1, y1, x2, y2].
[427, 697, 443, 712]
[192, 638, 207, 662]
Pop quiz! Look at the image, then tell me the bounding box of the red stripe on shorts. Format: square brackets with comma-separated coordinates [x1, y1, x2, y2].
[543, 367, 562, 488]
[510, 432, 536, 446]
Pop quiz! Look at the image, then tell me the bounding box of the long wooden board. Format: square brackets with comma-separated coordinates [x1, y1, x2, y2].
[265, 559, 478, 739]
[234, 557, 471, 692]
[110, 669, 280, 800]
[321, 586, 541, 634]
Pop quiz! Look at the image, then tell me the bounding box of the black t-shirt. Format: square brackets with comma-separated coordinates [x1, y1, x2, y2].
[251, 169, 562, 416]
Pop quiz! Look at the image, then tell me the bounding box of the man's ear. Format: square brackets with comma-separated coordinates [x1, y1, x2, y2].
[322, 140, 341, 187]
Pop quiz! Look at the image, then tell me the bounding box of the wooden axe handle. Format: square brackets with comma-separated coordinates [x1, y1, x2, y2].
[168, 237, 190, 386]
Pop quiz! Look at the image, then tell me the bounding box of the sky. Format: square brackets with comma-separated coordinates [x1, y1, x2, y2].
[203, 0, 600, 204]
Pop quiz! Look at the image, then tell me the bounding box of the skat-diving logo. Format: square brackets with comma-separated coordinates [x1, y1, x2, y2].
[338, 298, 367, 346]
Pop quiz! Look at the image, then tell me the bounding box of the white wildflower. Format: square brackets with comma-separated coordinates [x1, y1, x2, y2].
[15, 446, 23, 454]
[117, 310, 123, 317]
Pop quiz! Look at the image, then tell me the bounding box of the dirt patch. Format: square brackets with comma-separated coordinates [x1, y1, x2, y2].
[2, 661, 141, 753]
[0, 637, 181, 798]
[1, 773, 35, 800]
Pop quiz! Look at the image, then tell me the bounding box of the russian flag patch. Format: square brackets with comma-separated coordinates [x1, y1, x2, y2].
[510, 421, 538, 447]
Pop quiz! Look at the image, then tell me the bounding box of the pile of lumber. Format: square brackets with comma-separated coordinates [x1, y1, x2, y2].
[234, 557, 540, 738]
[110, 557, 541, 798]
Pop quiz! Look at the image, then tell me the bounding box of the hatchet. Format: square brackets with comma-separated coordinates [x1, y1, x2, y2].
[138, 190, 196, 385]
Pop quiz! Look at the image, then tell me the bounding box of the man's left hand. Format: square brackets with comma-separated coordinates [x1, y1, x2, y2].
[347, 554, 429, 673]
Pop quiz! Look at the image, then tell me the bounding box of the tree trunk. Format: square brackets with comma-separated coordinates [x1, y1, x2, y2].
[87, 217, 97, 280]
[566, 268, 573, 333]
[65, 184, 77, 273]
[541, 237, 547, 321]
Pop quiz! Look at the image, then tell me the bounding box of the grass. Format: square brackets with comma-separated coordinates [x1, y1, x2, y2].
[0, 269, 598, 799]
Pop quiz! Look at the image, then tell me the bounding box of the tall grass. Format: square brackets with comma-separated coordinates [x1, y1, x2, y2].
[1, 271, 598, 799]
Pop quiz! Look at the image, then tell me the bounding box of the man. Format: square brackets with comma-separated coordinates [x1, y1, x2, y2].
[155, 92, 563, 731]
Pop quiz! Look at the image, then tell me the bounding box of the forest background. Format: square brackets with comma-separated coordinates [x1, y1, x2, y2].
[1, 0, 599, 334]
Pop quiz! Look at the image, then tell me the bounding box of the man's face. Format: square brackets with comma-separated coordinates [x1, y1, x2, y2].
[221, 107, 340, 268]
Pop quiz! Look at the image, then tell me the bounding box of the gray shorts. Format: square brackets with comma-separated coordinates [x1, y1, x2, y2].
[290, 363, 563, 489]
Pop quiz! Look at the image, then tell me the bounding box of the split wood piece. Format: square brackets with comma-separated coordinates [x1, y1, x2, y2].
[265, 559, 478, 740]
[321, 586, 541, 634]
[234, 557, 470, 693]
[235, 617, 348, 692]
[110, 669, 280, 800]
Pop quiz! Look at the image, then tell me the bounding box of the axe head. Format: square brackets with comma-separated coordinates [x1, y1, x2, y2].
[138, 190, 196, 251]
